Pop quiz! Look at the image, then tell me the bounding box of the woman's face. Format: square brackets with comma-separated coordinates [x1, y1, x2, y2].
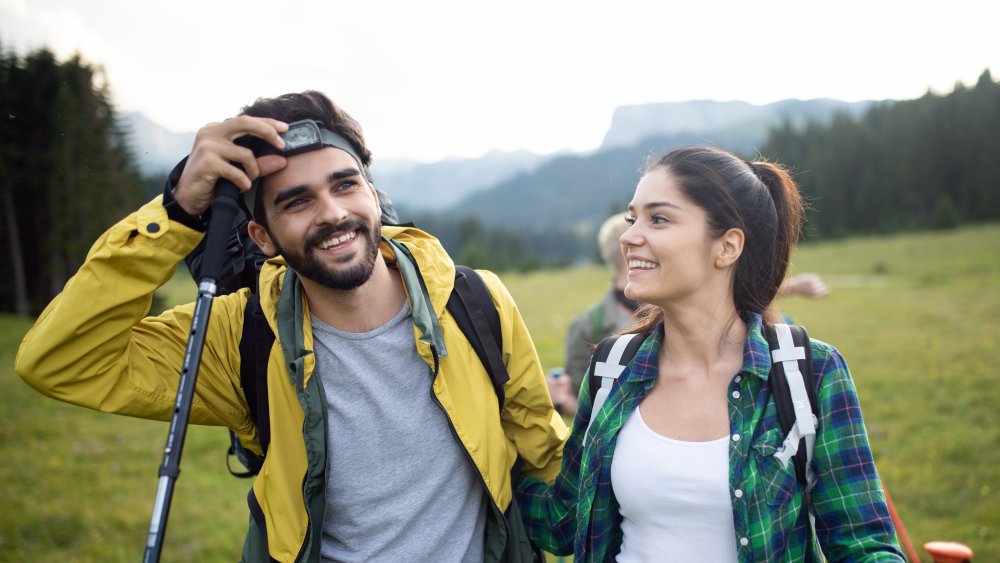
[621, 166, 728, 309]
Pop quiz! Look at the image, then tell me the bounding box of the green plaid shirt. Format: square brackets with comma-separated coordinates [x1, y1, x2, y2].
[516, 314, 904, 562]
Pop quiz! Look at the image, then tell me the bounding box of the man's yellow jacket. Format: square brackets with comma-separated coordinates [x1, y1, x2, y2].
[16, 197, 568, 562]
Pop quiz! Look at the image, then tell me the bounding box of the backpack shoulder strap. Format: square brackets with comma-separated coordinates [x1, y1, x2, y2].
[763, 323, 817, 490]
[227, 291, 275, 478]
[584, 332, 647, 440]
[447, 265, 509, 412]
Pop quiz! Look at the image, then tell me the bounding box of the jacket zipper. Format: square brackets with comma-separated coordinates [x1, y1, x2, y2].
[294, 363, 330, 563]
[427, 344, 506, 518]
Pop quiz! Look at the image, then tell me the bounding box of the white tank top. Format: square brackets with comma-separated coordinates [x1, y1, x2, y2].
[610, 409, 738, 562]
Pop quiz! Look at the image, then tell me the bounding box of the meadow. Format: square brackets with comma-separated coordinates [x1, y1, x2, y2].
[1, 223, 997, 561]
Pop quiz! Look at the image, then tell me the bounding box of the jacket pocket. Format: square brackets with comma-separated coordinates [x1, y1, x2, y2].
[751, 427, 799, 508]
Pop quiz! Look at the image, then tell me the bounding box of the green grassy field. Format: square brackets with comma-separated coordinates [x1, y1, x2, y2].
[2, 223, 998, 561]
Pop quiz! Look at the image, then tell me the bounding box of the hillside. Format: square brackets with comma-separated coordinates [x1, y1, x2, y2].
[449, 99, 876, 231]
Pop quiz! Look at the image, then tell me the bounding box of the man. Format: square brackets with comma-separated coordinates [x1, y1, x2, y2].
[16, 91, 567, 562]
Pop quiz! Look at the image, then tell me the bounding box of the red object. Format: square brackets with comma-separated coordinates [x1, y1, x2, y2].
[884, 487, 921, 561]
[923, 541, 974, 563]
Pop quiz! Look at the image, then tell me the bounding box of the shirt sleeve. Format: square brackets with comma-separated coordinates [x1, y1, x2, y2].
[514, 358, 608, 556]
[809, 343, 906, 562]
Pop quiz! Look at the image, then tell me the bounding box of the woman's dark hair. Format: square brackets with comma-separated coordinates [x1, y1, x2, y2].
[240, 90, 373, 224]
[628, 146, 804, 333]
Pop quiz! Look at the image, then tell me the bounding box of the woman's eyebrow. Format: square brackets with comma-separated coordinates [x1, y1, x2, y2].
[629, 200, 682, 212]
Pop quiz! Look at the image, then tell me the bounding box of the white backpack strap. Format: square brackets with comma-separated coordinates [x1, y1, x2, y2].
[771, 324, 818, 489]
[583, 333, 640, 442]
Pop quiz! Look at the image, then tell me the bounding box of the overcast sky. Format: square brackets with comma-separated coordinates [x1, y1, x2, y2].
[2, 0, 997, 162]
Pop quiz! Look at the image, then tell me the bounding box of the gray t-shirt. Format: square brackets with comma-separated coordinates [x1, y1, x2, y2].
[311, 302, 486, 562]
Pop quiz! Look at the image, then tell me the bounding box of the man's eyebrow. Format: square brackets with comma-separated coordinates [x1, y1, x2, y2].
[273, 186, 308, 208]
[271, 167, 363, 207]
[328, 167, 362, 183]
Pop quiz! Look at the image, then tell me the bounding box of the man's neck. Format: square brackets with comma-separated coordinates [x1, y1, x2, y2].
[298, 255, 407, 333]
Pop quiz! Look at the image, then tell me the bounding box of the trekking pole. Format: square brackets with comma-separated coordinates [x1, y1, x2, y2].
[143, 180, 243, 563]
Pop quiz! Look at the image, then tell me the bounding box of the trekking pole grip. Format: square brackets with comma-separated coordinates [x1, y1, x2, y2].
[199, 181, 242, 284]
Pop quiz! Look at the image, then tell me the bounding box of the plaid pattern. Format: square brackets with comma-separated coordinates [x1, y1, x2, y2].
[516, 314, 904, 562]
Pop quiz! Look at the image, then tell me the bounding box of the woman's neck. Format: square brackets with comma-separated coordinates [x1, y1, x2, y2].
[659, 300, 746, 376]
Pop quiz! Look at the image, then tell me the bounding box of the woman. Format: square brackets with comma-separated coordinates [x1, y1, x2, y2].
[516, 146, 903, 561]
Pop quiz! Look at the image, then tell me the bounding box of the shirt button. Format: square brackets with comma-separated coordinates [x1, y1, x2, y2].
[740, 537, 749, 547]
[734, 489, 744, 498]
[732, 390, 741, 399]
[732, 433, 741, 442]
[146, 222, 161, 233]
[734, 375, 742, 383]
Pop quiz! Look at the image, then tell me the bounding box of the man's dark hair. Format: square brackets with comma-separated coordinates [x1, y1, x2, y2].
[240, 91, 374, 224]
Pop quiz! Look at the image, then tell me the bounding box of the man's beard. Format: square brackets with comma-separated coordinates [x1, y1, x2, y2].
[272, 218, 381, 291]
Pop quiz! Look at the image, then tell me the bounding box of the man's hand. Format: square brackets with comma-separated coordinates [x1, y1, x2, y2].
[779, 273, 830, 299]
[173, 116, 289, 216]
[547, 370, 578, 417]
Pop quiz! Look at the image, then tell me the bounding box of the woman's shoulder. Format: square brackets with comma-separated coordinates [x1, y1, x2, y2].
[806, 334, 848, 365]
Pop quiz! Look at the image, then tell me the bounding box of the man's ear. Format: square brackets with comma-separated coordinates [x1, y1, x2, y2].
[248, 220, 278, 256]
[715, 227, 745, 269]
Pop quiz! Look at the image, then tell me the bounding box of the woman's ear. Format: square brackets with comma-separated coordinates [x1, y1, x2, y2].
[248, 220, 278, 256]
[715, 227, 745, 269]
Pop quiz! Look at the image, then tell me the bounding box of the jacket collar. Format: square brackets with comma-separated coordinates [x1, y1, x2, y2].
[257, 225, 454, 354]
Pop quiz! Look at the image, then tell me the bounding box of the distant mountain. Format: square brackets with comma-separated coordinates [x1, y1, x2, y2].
[370, 150, 551, 211]
[601, 99, 875, 150]
[119, 112, 195, 176]
[451, 98, 885, 232]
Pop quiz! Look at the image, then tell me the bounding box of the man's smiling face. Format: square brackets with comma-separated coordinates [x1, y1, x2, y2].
[252, 147, 382, 291]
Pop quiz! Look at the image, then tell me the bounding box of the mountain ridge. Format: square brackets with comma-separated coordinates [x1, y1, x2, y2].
[121, 98, 878, 218]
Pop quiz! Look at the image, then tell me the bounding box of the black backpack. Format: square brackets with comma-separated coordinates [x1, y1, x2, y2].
[585, 324, 818, 490]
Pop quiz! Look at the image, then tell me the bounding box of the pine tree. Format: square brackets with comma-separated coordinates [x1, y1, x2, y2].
[0, 43, 143, 315]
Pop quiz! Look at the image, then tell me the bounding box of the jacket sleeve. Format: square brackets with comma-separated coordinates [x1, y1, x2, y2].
[810, 343, 905, 562]
[15, 196, 252, 431]
[476, 271, 568, 484]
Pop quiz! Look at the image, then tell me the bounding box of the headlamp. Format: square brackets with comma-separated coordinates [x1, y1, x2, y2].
[239, 119, 367, 216]
[279, 120, 330, 156]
